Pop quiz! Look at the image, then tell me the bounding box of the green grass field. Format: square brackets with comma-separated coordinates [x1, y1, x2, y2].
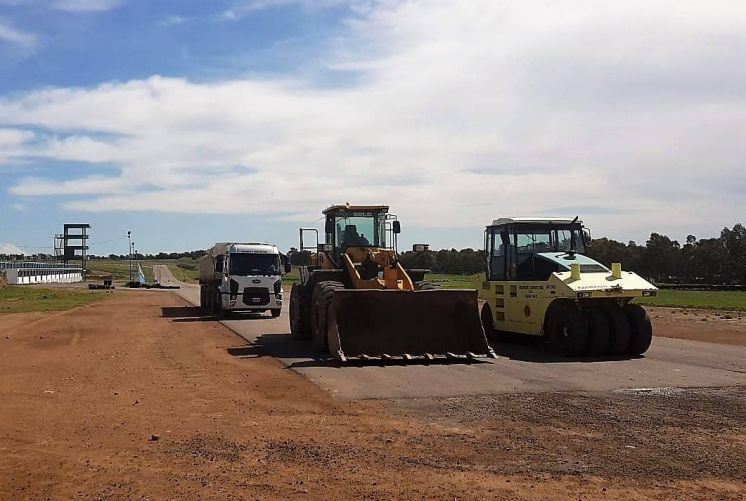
[634, 289, 746, 311]
[0, 286, 107, 314]
[427, 273, 478, 289]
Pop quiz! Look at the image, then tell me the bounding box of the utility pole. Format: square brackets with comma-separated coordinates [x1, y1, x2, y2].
[127, 230, 132, 284]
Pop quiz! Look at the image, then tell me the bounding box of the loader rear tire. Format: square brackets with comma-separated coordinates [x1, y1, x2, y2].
[585, 306, 611, 356]
[290, 284, 311, 339]
[603, 304, 631, 355]
[546, 303, 588, 357]
[624, 303, 653, 356]
[311, 281, 344, 351]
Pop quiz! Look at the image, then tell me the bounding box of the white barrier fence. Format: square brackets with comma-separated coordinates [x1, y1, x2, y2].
[3, 265, 83, 285]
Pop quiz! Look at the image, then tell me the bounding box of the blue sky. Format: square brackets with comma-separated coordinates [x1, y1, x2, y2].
[0, 0, 744, 255]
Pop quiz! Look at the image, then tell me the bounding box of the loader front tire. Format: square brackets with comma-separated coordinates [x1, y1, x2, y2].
[624, 303, 653, 356]
[603, 304, 631, 355]
[585, 306, 611, 356]
[480, 303, 496, 336]
[414, 280, 438, 290]
[290, 284, 311, 339]
[546, 303, 588, 357]
[311, 281, 343, 351]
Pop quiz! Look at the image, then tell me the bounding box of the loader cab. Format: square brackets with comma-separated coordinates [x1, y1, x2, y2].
[322, 205, 396, 261]
[485, 218, 595, 281]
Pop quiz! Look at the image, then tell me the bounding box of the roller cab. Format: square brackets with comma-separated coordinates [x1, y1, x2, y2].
[478, 217, 657, 357]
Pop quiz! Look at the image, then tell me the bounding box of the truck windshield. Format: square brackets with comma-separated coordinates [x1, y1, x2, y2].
[229, 253, 280, 276]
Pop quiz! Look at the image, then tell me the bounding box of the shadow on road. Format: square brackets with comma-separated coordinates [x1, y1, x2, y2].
[490, 336, 643, 363]
[161, 306, 273, 323]
[226, 332, 493, 369]
[161, 306, 205, 318]
[226, 345, 265, 358]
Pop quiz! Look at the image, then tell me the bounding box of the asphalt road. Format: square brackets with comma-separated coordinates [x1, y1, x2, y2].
[156, 266, 746, 400]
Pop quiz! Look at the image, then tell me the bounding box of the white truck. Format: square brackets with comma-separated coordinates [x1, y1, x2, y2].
[199, 242, 291, 317]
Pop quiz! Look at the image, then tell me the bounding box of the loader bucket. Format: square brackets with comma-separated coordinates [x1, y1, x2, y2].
[326, 289, 496, 362]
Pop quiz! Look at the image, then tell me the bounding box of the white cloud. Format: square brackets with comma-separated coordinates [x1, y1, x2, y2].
[0, 243, 26, 255]
[157, 15, 186, 27]
[51, 0, 122, 13]
[0, 0, 745, 243]
[0, 20, 37, 47]
[0, 128, 34, 163]
[221, 0, 357, 20]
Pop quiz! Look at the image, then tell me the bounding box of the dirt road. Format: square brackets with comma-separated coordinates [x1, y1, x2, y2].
[1, 291, 745, 499]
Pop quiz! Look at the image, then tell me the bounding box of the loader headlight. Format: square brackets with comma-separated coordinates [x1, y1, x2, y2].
[642, 290, 657, 297]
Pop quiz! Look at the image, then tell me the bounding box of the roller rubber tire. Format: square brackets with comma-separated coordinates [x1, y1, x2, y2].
[546, 303, 589, 356]
[603, 304, 631, 355]
[624, 303, 653, 355]
[585, 306, 611, 356]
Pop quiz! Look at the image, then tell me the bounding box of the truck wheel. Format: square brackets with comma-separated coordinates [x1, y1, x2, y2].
[311, 281, 343, 351]
[603, 304, 631, 355]
[290, 284, 311, 339]
[624, 303, 653, 356]
[585, 306, 611, 356]
[546, 303, 588, 356]
[212, 289, 223, 317]
[270, 309, 282, 318]
[199, 286, 205, 309]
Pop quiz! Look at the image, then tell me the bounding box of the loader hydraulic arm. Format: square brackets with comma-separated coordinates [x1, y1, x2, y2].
[341, 247, 415, 291]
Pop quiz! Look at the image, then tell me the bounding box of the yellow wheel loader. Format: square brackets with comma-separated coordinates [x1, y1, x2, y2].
[289, 204, 495, 362]
[477, 218, 657, 357]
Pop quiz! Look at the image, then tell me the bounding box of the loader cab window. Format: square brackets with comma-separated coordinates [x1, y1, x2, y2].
[331, 212, 386, 253]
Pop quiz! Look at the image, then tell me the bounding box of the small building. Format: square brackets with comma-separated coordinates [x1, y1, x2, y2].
[1, 262, 83, 285]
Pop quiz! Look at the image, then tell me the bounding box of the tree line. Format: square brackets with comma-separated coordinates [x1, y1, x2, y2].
[4, 223, 743, 284]
[289, 223, 746, 284]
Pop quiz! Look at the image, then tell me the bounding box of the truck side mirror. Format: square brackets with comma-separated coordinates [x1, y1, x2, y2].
[281, 254, 292, 274]
[392, 221, 401, 234]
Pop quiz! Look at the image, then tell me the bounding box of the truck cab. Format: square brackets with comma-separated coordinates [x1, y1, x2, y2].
[199, 243, 291, 317]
